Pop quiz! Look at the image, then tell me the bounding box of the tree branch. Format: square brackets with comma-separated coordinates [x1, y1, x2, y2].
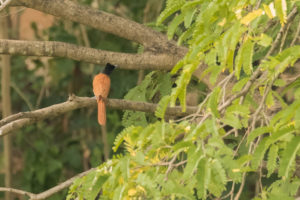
[0, 168, 95, 200]
[0, 95, 198, 136]
[0, 39, 180, 70]
[11, 0, 187, 56]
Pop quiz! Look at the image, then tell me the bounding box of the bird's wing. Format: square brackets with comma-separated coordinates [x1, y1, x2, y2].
[93, 73, 111, 98]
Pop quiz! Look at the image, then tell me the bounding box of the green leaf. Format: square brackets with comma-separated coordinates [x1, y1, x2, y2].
[295, 108, 300, 130]
[113, 185, 126, 200]
[242, 38, 254, 75]
[122, 110, 147, 127]
[252, 137, 269, 169]
[266, 91, 275, 108]
[221, 113, 242, 129]
[113, 126, 141, 152]
[178, 86, 187, 112]
[234, 42, 243, 80]
[182, 0, 203, 10]
[171, 59, 185, 74]
[257, 33, 273, 47]
[178, 24, 195, 45]
[211, 159, 226, 185]
[232, 77, 250, 92]
[157, 0, 185, 25]
[120, 157, 130, 181]
[267, 126, 294, 145]
[273, 79, 286, 87]
[196, 158, 211, 199]
[155, 95, 171, 119]
[274, 0, 287, 26]
[278, 136, 300, 178]
[183, 146, 204, 180]
[183, 7, 197, 28]
[167, 14, 184, 40]
[267, 144, 278, 177]
[208, 87, 221, 117]
[270, 101, 300, 129]
[247, 126, 272, 144]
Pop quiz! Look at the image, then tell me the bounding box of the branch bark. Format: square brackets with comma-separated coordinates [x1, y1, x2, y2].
[0, 95, 198, 137]
[0, 39, 180, 70]
[12, 0, 187, 56]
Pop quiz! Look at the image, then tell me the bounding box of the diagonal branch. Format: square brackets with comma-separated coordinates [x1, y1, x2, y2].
[0, 39, 180, 70]
[0, 168, 95, 200]
[11, 0, 187, 56]
[0, 95, 198, 137]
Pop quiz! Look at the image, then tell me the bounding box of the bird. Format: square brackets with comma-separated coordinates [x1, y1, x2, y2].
[93, 63, 116, 125]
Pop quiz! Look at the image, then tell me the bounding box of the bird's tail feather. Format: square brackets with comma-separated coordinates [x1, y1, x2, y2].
[98, 100, 106, 125]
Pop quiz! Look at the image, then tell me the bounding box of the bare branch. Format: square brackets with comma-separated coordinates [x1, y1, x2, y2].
[12, 0, 187, 56]
[0, 168, 95, 200]
[266, 7, 298, 58]
[0, 187, 35, 199]
[0, 95, 198, 136]
[291, 20, 300, 46]
[0, 39, 180, 70]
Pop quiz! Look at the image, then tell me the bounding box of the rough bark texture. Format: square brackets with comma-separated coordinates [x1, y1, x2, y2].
[0, 39, 180, 70]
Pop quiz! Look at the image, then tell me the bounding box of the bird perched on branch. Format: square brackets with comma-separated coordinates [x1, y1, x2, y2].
[93, 63, 116, 125]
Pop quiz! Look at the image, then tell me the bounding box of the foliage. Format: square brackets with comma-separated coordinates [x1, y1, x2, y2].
[68, 0, 300, 199]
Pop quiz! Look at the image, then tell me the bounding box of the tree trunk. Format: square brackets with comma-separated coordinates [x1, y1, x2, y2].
[0, 12, 12, 200]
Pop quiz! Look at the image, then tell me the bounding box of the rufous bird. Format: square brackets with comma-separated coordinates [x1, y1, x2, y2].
[93, 63, 116, 125]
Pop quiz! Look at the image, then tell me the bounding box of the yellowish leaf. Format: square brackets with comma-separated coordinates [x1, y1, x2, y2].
[218, 18, 226, 26]
[263, 3, 276, 19]
[128, 189, 137, 196]
[241, 9, 264, 25]
[232, 168, 240, 172]
[275, 0, 287, 26]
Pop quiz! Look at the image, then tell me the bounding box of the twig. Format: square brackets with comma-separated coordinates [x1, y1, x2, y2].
[234, 142, 255, 200]
[10, 81, 34, 111]
[279, 23, 291, 52]
[164, 154, 179, 181]
[255, 0, 262, 10]
[0, 168, 95, 200]
[221, 182, 235, 200]
[0, 95, 198, 136]
[291, 19, 300, 46]
[0, 187, 35, 199]
[222, 72, 235, 105]
[219, 69, 262, 111]
[222, 128, 237, 138]
[266, 6, 298, 58]
[192, 72, 235, 122]
[250, 80, 274, 130]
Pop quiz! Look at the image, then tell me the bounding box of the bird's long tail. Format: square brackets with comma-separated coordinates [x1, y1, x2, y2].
[98, 99, 106, 125]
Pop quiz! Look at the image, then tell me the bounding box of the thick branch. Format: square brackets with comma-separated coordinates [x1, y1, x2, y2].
[0, 95, 198, 136]
[0, 39, 179, 70]
[12, 0, 187, 56]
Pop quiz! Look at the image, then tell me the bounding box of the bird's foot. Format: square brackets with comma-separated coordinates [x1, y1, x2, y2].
[96, 95, 107, 103]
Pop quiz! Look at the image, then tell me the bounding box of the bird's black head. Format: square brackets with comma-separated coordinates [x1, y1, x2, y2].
[103, 63, 116, 75]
